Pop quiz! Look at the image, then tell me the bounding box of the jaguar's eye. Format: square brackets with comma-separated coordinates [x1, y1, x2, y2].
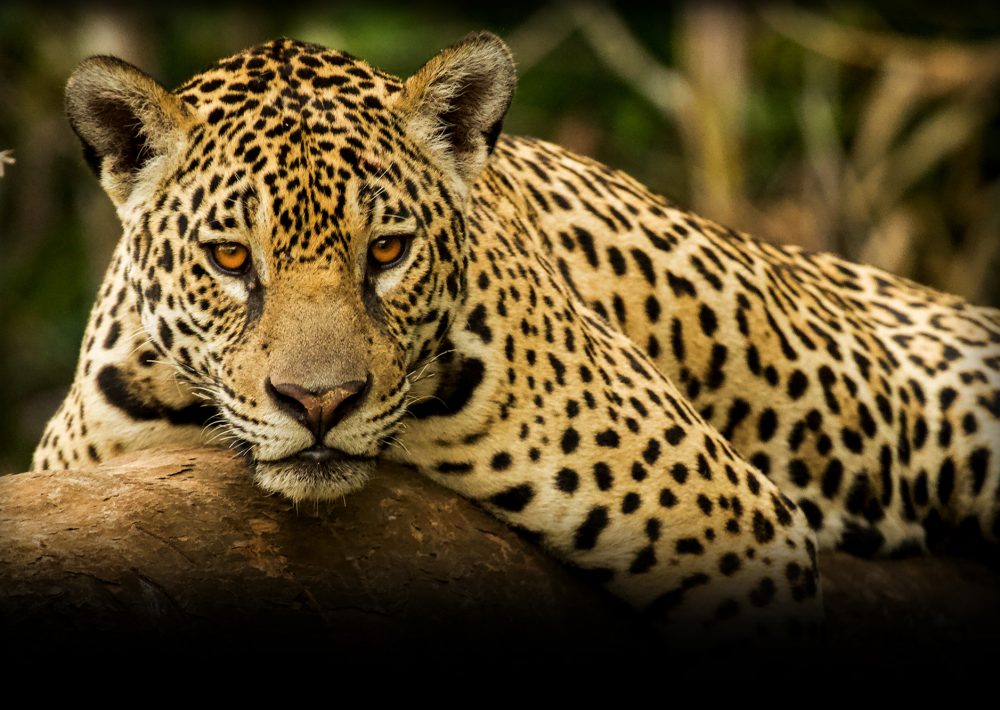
[368, 235, 409, 269]
[209, 243, 251, 274]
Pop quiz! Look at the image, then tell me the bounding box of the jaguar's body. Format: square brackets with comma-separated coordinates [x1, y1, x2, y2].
[503, 138, 1000, 558]
[34, 33, 999, 642]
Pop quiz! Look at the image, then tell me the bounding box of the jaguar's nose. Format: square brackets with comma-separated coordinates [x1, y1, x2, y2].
[266, 377, 369, 441]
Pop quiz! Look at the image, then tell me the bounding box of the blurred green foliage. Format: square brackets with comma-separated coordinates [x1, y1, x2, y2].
[1, 2, 998, 472]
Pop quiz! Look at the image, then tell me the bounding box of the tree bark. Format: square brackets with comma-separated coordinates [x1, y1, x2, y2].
[1, 447, 997, 666]
[0, 448, 643, 658]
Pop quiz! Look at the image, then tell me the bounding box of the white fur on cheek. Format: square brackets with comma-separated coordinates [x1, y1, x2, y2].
[372, 244, 420, 298]
[219, 276, 250, 303]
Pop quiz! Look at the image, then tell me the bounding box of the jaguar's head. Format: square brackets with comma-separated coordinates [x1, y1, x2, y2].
[64, 34, 516, 502]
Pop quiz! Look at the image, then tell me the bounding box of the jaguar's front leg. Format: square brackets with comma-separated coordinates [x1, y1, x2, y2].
[32, 241, 215, 471]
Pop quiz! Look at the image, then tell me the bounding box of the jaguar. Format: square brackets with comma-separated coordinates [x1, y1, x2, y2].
[33, 31, 1000, 642]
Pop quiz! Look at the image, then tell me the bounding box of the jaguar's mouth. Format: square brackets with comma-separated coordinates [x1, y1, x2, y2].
[252, 446, 377, 503]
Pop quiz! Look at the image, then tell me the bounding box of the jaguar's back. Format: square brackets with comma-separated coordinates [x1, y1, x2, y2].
[490, 134, 1000, 556]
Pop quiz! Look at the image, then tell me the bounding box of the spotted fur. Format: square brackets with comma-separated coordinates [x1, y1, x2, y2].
[34, 32, 997, 641]
[508, 139, 1000, 557]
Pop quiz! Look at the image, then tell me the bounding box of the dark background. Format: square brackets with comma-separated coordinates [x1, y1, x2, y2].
[2, 1, 998, 473]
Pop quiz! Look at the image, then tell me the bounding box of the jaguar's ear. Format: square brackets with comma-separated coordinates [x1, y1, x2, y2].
[65, 56, 190, 207]
[399, 32, 516, 196]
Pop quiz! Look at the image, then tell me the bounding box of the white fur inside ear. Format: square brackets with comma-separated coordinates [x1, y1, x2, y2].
[117, 151, 184, 222]
[400, 32, 516, 195]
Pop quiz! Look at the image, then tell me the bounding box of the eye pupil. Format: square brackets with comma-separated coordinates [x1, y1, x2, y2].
[211, 243, 250, 273]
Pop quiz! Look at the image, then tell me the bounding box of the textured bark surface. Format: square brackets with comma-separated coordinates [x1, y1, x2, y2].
[1, 447, 997, 666]
[0, 447, 644, 657]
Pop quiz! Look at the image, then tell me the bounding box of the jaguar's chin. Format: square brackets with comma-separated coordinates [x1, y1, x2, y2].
[252, 447, 376, 503]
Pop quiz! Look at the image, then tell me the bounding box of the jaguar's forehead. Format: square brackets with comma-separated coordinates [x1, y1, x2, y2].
[174, 38, 403, 122]
[168, 39, 416, 266]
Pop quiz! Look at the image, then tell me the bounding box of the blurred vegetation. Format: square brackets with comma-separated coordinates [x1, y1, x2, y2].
[1, 1, 998, 473]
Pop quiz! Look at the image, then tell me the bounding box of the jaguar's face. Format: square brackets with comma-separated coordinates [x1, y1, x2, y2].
[129, 108, 461, 502]
[66, 35, 515, 501]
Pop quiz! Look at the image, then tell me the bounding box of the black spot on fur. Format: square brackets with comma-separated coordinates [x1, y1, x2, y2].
[409, 358, 484, 419]
[787, 370, 808, 399]
[749, 578, 776, 607]
[436, 462, 473, 474]
[838, 522, 885, 557]
[595, 429, 620, 447]
[643, 439, 661, 464]
[719, 553, 741, 576]
[970, 448, 990, 494]
[798, 499, 823, 530]
[629, 546, 657, 574]
[574, 506, 609, 550]
[752, 511, 774, 544]
[97, 365, 215, 426]
[488, 484, 534, 512]
[465, 303, 492, 343]
[574, 226, 599, 267]
[490, 452, 512, 471]
[659, 488, 678, 508]
[664, 426, 685, 445]
[593, 462, 614, 490]
[103, 321, 121, 350]
[556, 468, 579, 493]
[561, 427, 580, 454]
[757, 409, 777, 442]
[621, 492, 641, 514]
[676, 537, 704, 555]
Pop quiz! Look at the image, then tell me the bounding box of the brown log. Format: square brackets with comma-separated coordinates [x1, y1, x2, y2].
[0, 447, 644, 659]
[1, 447, 997, 667]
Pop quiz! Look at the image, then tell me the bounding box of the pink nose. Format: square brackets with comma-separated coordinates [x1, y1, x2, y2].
[266, 378, 368, 441]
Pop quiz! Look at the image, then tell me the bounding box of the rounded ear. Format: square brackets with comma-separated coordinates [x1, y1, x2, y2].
[65, 56, 190, 207]
[398, 32, 516, 196]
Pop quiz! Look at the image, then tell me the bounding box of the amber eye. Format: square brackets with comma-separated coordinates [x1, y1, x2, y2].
[209, 243, 251, 274]
[368, 235, 408, 269]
